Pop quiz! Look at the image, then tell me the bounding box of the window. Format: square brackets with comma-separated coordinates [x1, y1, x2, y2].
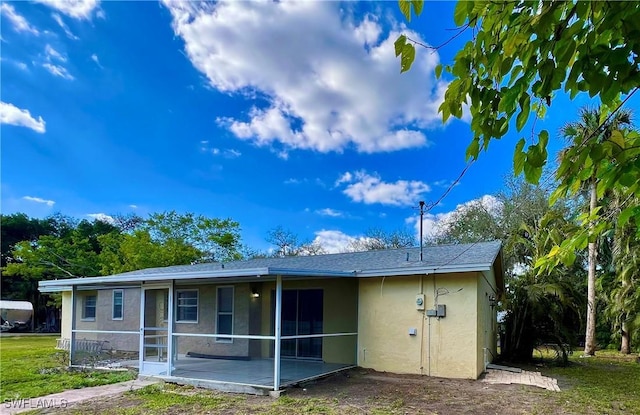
[176, 290, 198, 322]
[112, 290, 123, 320]
[82, 295, 96, 320]
[216, 286, 234, 342]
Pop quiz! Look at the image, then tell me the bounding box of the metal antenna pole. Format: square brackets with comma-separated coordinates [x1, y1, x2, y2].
[419, 201, 425, 261]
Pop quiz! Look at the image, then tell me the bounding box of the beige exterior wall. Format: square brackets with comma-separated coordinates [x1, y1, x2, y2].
[476, 270, 498, 377]
[61, 291, 72, 341]
[259, 278, 358, 364]
[357, 272, 484, 379]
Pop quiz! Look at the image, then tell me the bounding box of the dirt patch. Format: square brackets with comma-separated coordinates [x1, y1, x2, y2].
[35, 368, 573, 414]
[288, 369, 564, 414]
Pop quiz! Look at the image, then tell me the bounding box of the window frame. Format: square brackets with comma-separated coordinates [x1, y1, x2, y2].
[82, 294, 97, 321]
[112, 289, 124, 320]
[216, 286, 234, 343]
[175, 289, 199, 323]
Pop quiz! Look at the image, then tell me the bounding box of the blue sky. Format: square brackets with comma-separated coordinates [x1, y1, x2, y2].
[2, 1, 639, 253]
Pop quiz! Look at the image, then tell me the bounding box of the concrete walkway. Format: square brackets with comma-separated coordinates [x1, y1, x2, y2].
[482, 368, 560, 392]
[0, 379, 158, 414]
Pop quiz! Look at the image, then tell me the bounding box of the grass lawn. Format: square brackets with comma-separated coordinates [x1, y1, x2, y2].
[2, 339, 638, 414]
[543, 350, 640, 414]
[0, 335, 136, 402]
[33, 350, 640, 415]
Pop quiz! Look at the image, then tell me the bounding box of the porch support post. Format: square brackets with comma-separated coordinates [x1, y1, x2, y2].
[273, 274, 282, 391]
[69, 285, 77, 366]
[139, 286, 145, 372]
[167, 280, 174, 375]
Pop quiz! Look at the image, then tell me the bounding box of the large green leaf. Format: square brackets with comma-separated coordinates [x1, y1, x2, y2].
[400, 43, 416, 73]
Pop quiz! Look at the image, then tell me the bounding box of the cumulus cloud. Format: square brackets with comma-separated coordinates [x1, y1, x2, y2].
[311, 230, 357, 254]
[0, 102, 46, 133]
[407, 195, 502, 240]
[163, 1, 447, 154]
[23, 196, 55, 206]
[1, 4, 39, 35]
[86, 213, 115, 224]
[35, 0, 101, 20]
[337, 170, 430, 206]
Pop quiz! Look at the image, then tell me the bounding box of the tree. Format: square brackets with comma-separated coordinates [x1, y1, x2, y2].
[396, 1, 640, 230]
[554, 107, 633, 356]
[348, 228, 416, 252]
[601, 192, 640, 354]
[434, 176, 585, 362]
[1, 213, 56, 268]
[98, 230, 201, 275]
[144, 211, 242, 262]
[266, 226, 326, 257]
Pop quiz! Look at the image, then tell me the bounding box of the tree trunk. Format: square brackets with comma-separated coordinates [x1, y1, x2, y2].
[584, 179, 598, 356]
[621, 320, 630, 354]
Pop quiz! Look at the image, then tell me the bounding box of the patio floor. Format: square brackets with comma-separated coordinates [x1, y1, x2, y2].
[170, 356, 353, 388]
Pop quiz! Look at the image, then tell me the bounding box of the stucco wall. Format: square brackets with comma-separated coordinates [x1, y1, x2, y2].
[72, 288, 140, 351]
[61, 291, 72, 341]
[476, 270, 498, 377]
[357, 273, 481, 379]
[259, 278, 358, 364]
[173, 283, 251, 357]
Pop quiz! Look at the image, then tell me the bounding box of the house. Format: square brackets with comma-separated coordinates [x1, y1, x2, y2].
[38, 241, 503, 395]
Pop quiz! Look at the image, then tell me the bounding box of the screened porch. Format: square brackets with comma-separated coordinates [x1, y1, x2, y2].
[67, 274, 358, 393]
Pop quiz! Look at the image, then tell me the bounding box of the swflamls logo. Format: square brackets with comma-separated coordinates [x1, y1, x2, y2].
[3, 398, 68, 409]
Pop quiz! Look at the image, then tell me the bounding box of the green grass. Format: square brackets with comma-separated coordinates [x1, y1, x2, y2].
[0, 335, 136, 401]
[543, 350, 640, 414]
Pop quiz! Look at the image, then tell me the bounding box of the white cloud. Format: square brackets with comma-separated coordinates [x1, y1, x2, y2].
[86, 213, 115, 224]
[337, 170, 430, 206]
[51, 13, 78, 39]
[1, 4, 40, 35]
[316, 208, 344, 218]
[45, 44, 66, 62]
[16, 61, 28, 71]
[42, 63, 74, 80]
[35, 0, 101, 20]
[164, 1, 447, 154]
[91, 53, 103, 68]
[129, 204, 138, 209]
[23, 196, 55, 206]
[407, 195, 502, 240]
[0, 102, 46, 133]
[211, 148, 241, 159]
[311, 230, 356, 254]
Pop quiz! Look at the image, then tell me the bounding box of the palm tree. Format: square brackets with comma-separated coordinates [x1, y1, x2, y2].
[559, 107, 633, 356]
[608, 193, 640, 354]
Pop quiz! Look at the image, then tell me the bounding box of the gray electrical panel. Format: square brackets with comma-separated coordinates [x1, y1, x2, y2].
[426, 309, 437, 317]
[436, 304, 446, 317]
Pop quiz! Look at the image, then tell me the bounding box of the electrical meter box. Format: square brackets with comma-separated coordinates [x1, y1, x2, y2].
[415, 294, 425, 311]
